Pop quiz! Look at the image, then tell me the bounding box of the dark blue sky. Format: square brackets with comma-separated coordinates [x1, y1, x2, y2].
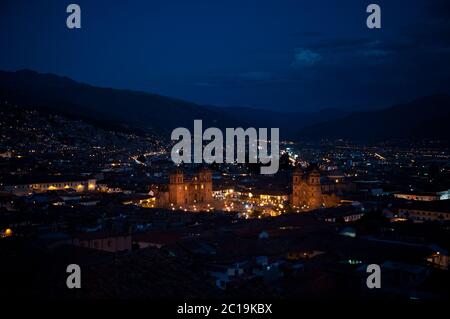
[1, 0, 450, 111]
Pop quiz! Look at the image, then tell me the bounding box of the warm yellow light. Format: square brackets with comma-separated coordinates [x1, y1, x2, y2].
[4, 228, 13, 237]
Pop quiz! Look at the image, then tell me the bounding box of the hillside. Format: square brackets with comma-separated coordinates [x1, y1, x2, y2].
[298, 94, 450, 142]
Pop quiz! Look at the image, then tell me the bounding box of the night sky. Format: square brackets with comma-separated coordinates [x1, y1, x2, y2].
[1, 0, 450, 111]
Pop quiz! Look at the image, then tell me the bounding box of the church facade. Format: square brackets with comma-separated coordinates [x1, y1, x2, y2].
[156, 167, 213, 209]
[291, 165, 340, 211]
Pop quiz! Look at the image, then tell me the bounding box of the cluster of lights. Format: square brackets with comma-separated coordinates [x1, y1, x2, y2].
[169, 202, 215, 212]
[1, 228, 13, 238]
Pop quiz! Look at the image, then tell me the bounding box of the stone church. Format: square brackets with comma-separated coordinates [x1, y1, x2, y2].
[291, 164, 339, 211]
[156, 166, 213, 208]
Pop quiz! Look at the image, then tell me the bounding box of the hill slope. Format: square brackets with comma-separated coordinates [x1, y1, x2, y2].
[298, 94, 450, 142]
[0, 70, 347, 139]
[1, 70, 447, 142]
[0, 70, 239, 134]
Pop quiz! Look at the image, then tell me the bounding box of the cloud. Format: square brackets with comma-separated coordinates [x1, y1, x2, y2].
[308, 37, 376, 52]
[291, 48, 322, 68]
[294, 37, 415, 62]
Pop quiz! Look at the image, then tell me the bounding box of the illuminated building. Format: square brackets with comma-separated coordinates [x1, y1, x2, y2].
[385, 200, 450, 222]
[156, 167, 213, 209]
[1, 177, 97, 196]
[1, 228, 13, 238]
[394, 189, 450, 201]
[291, 164, 339, 211]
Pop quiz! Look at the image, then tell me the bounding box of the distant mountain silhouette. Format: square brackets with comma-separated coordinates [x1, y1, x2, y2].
[298, 94, 450, 142]
[0, 70, 245, 135]
[1, 70, 447, 142]
[0, 70, 348, 138]
[220, 106, 348, 138]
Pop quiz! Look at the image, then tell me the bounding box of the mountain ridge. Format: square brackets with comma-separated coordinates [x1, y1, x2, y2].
[1, 69, 448, 142]
[0, 69, 346, 138]
[298, 93, 450, 142]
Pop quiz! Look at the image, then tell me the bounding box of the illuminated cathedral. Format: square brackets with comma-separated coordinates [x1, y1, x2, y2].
[156, 166, 213, 209]
[291, 164, 339, 211]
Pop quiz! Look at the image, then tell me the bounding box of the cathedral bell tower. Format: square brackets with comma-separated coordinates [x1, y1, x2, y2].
[198, 166, 213, 203]
[307, 167, 322, 209]
[291, 167, 302, 207]
[169, 168, 185, 206]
